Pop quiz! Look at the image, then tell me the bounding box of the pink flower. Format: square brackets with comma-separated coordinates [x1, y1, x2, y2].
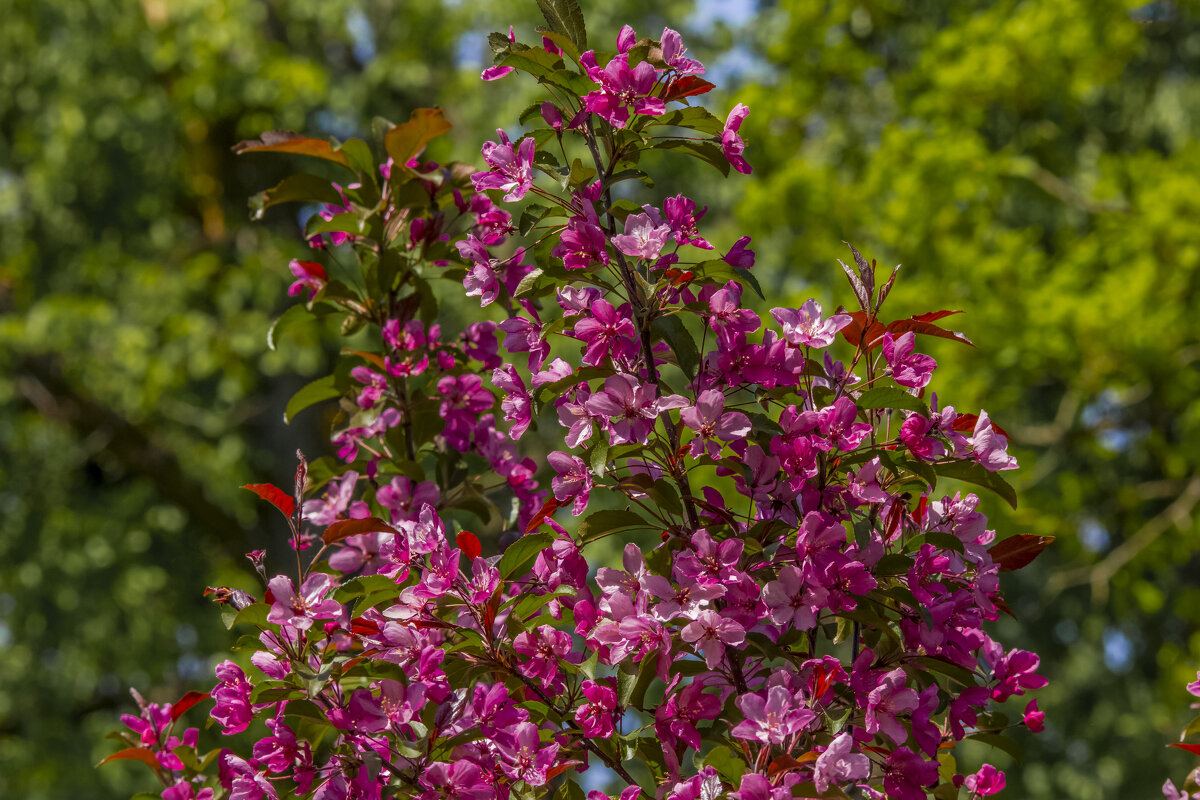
[582, 53, 665, 128]
[971, 410, 1018, 471]
[287, 260, 327, 301]
[723, 235, 755, 268]
[762, 565, 822, 630]
[663, 194, 712, 249]
[574, 679, 617, 737]
[377, 476, 440, 523]
[574, 299, 637, 366]
[722, 103, 752, 174]
[771, 300, 851, 348]
[548, 451, 592, 515]
[813, 732, 870, 793]
[883, 331, 937, 389]
[612, 207, 672, 260]
[655, 678, 722, 751]
[731, 685, 816, 744]
[662, 28, 704, 76]
[900, 414, 945, 462]
[585, 373, 672, 445]
[496, 721, 560, 786]
[471, 130, 535, 202]
[552, 213, 609, 270]
[883, 747, 939, 800]
[481, 65, 514, 81]
[817, 396, 873, 450]
[865, 667, 920, 744]
[456, 234, 500, 306]
[680, 389, 751, 457]
[266, 573, 341, 631]
[681, 609, 745, 668]
[493, 364, 533, 439]
[964, 764, 1006, 797]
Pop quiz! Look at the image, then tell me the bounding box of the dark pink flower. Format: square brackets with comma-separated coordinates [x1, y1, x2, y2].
[582, 54, 665, 128]
[471, 130, 535, 202]
[723, 235, 755, 268]
[722, 104, 752, 174]
[574, 679, 618, 738]
[1023, 699, 1045, 732]
[663, 194, 712, 249]
[964, 764, 1006, 797]
[496, 721, 560, 786]
[882, 747, 939, 800]
[493, 364, 533, 439]
[900, 414, 945, 462]
[574, 300, 637, 366]
[865, 667, 920, 744]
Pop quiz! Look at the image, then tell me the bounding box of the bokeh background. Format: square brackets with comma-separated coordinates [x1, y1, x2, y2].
[2, 0, 1199, 797]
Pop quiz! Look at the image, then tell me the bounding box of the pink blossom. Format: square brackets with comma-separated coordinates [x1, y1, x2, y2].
[681, 609, 745, 668]
[722, 103, 752, 174]
[731, 685, 815, 744]
[900, 414, 945, 462]
[813, 732, 871, 793]
[762, 565, 822, 630]
[582, 53, 664, 128]
[865, 667, 920, 744]
[964, 764, 1006, 797]
[1023, 699, 1045, 732]
[680, 389, 751, 457]
[883, 331, 937, 389]
[266, 573, 341, 631]
[663, 194, 712, 249]
[662, 28, 704, 75]
[882, 747, 939, 800]
[817, 396, 873, 450]
[377, 476, 440, 523]
[574, 679, 617, 737]
[472, 130, 535, 202]
[612, 207, 672, 260]
[493, 364, 533, 439]
[496, 721, 560, 786]
[548, 451, 592, 515]
[771, 299, 851, 348]
[723, 235, 755, 268]
[971, 410, 1018, 471]
[287, 259, 327, 301]
[574, 299, 637, 366]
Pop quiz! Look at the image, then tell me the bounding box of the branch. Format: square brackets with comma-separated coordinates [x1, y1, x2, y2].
[1047, 473, 1200, 602]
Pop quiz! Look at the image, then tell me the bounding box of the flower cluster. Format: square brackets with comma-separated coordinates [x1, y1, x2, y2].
[105, 8, 1047, 800]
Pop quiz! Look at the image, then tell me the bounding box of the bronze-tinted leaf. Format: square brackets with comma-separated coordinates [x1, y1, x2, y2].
[384, 108, 452, 169]
[232, 131, 350, 167]
[323, 517, 400, 546]
[988, 534, 1055, 572]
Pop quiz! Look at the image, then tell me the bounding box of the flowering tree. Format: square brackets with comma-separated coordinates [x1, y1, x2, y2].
[102, 4, 1051, 799]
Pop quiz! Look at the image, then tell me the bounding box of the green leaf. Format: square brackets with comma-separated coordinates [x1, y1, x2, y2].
[735, 266, 764, 301]
[589, 438, 610, 476]
[914, 655, 979, 686]
[333, 574, 396, 604]
[967, 731, 1023, 762]
[874, 553, 915, 576]
[577, 509, 652, 543]
[534, 0, 586, 50]
[519, 204, 550, 235]
[224, 602, 269, 631]
[284, 374, 340, 424]
[268, 303, 317, 351]
[642, 106, 725, 136]
[856, 386, 929, 415]
[498, 532, 555, 578]
[651, 315, 699, 379]
[934, 459, 1018, 509]
[650, 139, 730, 176]
[250, 173, 342, 219]
[699, 744, 746, 785]
[336, 137, 376, 177]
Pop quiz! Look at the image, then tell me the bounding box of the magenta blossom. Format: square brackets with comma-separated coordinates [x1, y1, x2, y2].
[964, 764, 1006, 797]
[661, 27, 704, 75]
[547, 451, 592, 515]
[681, 609, 745, 668]
[287, 259, 327, 301]
[1023, 698, 1045, 732]
[883, 331, 937, 389]
[971, 410, 1018, 471]
[730, 685, 816, 744]
[722, 103, 752, 174]
[582, 53, 665, 128]
[680, 389, 751, 457]
[471, 130, 535, 202]
[496, 721, 560, 786]
[612, 207, 672, 260]
[574, 299, 637, 366]
[574, 680, 618, 738]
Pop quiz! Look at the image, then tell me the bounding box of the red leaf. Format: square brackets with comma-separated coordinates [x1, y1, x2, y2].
[291, 260, 327, 282]
[232, 131, 351, 167]
[1170, 743, 1200, 755]
[170, 690, 211, 721]
[911, 310, 964, 323]
[351, 617, 381, 637]
[988, 534, 1055, 572]
[323, 517, 400, 546]
[993, 595, 1017, 619]
[662, 75, 716, 102]
[950, 412, 1010, 439]
[525, 497, 561, 533]
[885, 317, 974, 347]
[344, 348, 388, 371]
[544, 761, 585, 781]
[97, 747, 161, 771]
[838, 310, 888, 350]
[242, 483, 295, 518]
[456, 531, 482, 562]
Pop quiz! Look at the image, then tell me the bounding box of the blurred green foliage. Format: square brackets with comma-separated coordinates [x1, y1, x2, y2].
[2, 0, 1199, 798]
